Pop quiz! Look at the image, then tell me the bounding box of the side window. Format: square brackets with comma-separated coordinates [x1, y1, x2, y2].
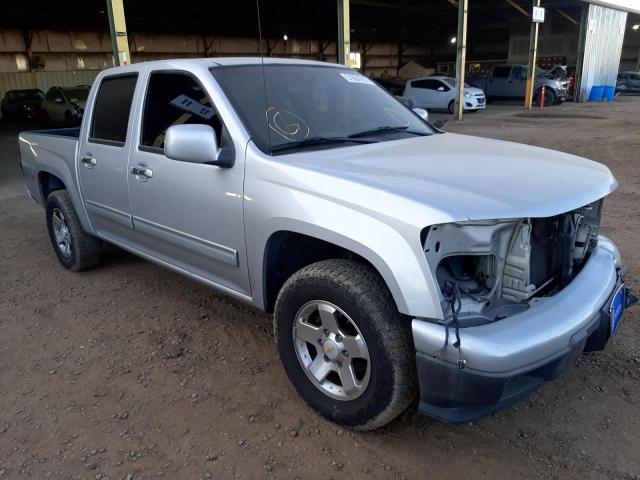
[431, 80, 448, 91]
[140, 72, 222, 151]
[492, 66, 511, 78]
[46, 90, 58, 101]
[90, 75, 137, 146]
[410, 79, 431, 89]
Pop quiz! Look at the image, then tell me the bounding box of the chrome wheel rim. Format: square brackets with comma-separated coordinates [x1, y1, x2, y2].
[293, 301, 370, 401]
[51, 208, 72, 258]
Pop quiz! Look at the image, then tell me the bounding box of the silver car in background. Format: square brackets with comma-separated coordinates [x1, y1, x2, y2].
[402, 75, 486, 113]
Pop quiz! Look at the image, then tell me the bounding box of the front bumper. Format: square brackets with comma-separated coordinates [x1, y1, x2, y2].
[412, 236, 635, 423]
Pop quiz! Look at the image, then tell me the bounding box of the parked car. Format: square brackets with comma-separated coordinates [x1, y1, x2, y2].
[42, 85, 90, 126]
[373, 78, 415, 108]
[403, 75, 486, 113]
[1, 89, 44, 121]
[467, 64, 569, 105]
[616, 71, 640, 94]
[19, 58, 636, 429]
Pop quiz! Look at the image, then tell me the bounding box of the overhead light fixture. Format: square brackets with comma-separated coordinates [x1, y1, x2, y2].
[632, 24, 640, 30]
[283, 34, 289, 41]
[450, 36, 457, 44]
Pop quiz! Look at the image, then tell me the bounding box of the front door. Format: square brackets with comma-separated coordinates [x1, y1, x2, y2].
[487, 66, 511, 97]
[77, 74, 139, 245]
[127, 70, 250, 296]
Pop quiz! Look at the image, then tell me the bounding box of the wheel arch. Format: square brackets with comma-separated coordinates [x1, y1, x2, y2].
[262, 230, 402, 314]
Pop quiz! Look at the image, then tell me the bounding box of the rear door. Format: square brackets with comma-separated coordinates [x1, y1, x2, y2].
[77, 73, 138, 244]
[509, 66, 528, 97]
[406, 79, 440, 108]
[126, 70, 250, 296]
[486, 66, 511, 97]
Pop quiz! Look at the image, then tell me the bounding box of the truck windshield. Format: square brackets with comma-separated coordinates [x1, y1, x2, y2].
[211, 64, 433, 154]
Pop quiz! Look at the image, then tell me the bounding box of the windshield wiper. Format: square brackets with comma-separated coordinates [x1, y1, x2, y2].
[269, 136, 378, 153]
[348, 125, 429, 138]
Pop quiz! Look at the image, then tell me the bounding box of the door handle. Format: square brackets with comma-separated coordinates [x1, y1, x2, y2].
[130, 163, 153, 180]
[81, 155, 97, 168]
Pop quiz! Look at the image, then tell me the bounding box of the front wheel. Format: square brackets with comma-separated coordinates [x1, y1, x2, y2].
[274, 259, 416, 430]
[534, 88, 556, 107]
[448, 100, 455, 114]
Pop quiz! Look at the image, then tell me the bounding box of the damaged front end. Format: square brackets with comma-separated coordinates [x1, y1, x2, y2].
[423, 200, 605, 327]
[413, 199, 637, 423]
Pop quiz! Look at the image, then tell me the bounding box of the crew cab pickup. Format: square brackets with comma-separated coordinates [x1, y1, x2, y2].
[468, 63, 570, 105]
[19, 58, 636, 429]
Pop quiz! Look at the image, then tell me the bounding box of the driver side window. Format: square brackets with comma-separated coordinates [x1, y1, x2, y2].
[140, 72, 223, 152]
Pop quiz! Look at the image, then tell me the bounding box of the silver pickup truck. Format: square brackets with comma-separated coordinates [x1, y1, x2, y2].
[18, 58, 636, 430]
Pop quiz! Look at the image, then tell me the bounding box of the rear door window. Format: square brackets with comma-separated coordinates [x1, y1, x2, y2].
[491, 66, 511, 78]
[90, 74, 138, 146]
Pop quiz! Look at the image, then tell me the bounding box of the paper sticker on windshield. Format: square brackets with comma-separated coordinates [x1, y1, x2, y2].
[170, 94, 215, 119]
[339, 72, 375, 85]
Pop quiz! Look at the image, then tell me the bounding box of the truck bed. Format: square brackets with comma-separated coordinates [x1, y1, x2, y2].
[27, 127, 81, 138]
[18, 127, 81, 208]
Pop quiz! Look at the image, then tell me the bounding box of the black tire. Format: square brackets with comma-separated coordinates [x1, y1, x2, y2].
[534, 88, 556, 107]
[448, 99, 455, 114]
[274, 259, 416, 430]
[45, 190, 101, 271]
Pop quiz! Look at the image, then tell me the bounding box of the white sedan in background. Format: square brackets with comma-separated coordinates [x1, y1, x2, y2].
[403, 75, 486, 114]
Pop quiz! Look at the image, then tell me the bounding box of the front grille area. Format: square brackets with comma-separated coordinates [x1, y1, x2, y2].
[503, 200, 603, 302]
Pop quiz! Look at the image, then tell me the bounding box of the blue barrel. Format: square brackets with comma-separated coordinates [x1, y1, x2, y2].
[588, 86, 604, 102]
[603, 85, 616, 102]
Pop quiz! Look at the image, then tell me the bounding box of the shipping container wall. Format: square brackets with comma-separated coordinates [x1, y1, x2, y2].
[0, 29, 432, 80]
[578, 4, 627, 101]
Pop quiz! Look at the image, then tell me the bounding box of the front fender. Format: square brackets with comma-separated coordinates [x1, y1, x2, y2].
[243, 160, 445, 319]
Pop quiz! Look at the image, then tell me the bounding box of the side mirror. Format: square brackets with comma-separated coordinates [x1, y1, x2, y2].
[412, 108, 429, 121]
[164, 124, 231, 167]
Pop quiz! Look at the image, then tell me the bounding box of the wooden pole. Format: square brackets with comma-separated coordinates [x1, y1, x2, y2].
[337, 0, 351, 65]
[106, 0, 131, 66]
[524, 0, 541, 109]
[454, 0, 468, 120]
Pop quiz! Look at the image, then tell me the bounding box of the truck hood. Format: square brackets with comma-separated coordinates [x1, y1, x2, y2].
[284, 133, 617, 222]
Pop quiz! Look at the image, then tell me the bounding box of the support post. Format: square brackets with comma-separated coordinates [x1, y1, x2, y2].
[524, 0, 541, 109]
[22, 30, 37, 88]
[454, 0, 468, 121]
[106, 0, 131, 66]
[337, 0, 350, 65]
[574, 4, 588, 102]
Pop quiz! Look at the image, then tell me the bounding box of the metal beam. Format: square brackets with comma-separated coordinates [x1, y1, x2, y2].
[105, 0, 131, 66]
[337, 0, 350, 65]
[524, 0, 541, 109]
[454, 0, 468, 121]
[555, 8, 579, 25]
[504, 0, 530, 17]
[447, 0, 458, 7]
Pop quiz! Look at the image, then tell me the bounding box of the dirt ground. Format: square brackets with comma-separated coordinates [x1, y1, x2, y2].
[1, 97, 639, 480]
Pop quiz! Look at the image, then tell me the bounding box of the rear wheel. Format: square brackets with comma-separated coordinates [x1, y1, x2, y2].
[534, 88, 556, 107]
[274, 259, 416, 430]
[46, 190, 101, 271]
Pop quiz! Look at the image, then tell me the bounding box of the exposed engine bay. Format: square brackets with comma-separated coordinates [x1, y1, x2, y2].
[423, 200, 603, 327]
